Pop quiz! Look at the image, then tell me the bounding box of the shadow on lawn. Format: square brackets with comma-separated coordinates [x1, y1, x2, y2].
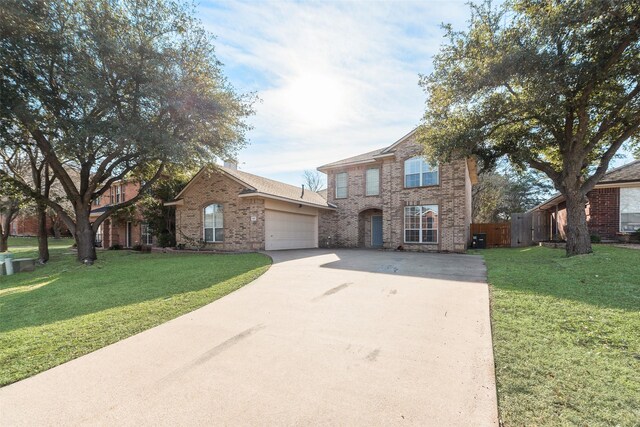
[0, 250, 269, 333]
[482, 245, 640, 312]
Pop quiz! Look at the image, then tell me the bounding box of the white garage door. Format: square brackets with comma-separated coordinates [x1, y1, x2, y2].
[265, 210, 318, 250]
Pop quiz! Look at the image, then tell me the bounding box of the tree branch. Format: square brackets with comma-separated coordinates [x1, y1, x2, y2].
[91, 163, 165, 232]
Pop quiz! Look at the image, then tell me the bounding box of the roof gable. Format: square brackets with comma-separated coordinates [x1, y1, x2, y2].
[173, 165, 333, 209]
[317, 128, 418, 171]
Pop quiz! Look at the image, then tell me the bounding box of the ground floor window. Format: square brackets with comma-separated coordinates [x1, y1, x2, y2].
[141, 222, 153, 245]
[204, 204, 224, 242]
[95, 223, 103, 247]
[404, 205, 438, 243]
[620, 187, 640, 232]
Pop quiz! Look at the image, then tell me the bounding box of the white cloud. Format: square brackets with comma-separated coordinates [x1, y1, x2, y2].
[199, 0, 471, 184]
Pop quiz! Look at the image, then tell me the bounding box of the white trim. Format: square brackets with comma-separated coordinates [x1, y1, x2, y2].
[365, 167, 380, 196]
[164, 199, 184, 206]
[530, 181, 640, 212]
[237, 192, 335, 210]
[404, 157, 439, 188]
[335, 172, 348, 199]
[125, 221, 132, 248]
[203, 204, 224, 243]
[619, 187, 640, 233]
[403, 205, 439, 244]
[317, 159, 378, 172]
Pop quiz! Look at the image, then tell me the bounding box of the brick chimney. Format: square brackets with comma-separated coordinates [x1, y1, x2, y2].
[223, 159, 238, 170]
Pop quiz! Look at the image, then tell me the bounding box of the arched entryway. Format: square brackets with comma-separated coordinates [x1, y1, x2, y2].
[358, 208, 383, 248]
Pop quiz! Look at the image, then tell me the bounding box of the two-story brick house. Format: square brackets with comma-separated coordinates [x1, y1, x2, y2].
[171, 130, 477, 253]
[317, 129, 477, 253]
[90, 180, 154, 248]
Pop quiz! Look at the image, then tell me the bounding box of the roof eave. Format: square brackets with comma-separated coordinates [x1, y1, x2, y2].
[237, 191, 335, 210]
[317, 158, 379, 172]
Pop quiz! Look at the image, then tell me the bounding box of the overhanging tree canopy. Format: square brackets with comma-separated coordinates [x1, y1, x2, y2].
[418, 0, 640, 256]
[0, 0, 253, 262]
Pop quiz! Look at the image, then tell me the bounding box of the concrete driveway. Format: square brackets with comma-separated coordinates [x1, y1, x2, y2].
[0, 249, 498, 426]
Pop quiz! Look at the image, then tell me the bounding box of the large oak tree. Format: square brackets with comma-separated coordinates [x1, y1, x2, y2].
[418, 0, 640, 256]
[0, 0, 252, 263]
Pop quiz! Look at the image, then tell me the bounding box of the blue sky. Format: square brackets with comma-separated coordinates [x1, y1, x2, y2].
[198, 0, 633, 187]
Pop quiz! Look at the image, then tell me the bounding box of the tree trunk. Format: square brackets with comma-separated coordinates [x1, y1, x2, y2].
[75, 205, 96, 264]
[52, 214, 62, 239]
[564, 190, 593, 256]
[1, 209, 14, 252]
[37, 203, 50, 263]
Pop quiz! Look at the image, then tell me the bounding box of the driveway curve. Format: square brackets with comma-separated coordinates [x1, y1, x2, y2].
[0, 249, 498, 426]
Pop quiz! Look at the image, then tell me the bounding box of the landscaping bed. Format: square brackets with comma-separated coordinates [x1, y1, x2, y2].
[480, 245, 640, 426]
[0, 238, 271, 386]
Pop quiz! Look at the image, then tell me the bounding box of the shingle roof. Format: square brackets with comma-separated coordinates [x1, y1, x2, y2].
[220, 166, 332, 208]
[317, 128, 421, 170]
[174, 165, 333, 209]
[599, 159, 640, 183]
[317, 147, 387, 170]
[529, 159, 640, 211]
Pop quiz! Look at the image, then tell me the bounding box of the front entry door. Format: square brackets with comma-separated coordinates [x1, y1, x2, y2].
[371, 215, 383, 247]
[126, 221, 132, 248]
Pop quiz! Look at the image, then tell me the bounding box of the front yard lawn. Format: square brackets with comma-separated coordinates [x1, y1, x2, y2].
[0, 238, 270, 386]
[482, 245, 639, 426]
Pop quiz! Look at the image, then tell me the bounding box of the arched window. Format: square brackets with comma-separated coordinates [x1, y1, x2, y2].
[203, 204, 224, 242]
[404, 157, 438, 188]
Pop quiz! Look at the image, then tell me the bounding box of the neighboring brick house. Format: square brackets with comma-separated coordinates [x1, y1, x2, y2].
[9, 213, 70, 238]
[170, 130, 477, 253]
[169, 161, 333, 251]
[90, 180, 154, 248]
[317, 129, 477, 253]
[531, 160, 640, 240]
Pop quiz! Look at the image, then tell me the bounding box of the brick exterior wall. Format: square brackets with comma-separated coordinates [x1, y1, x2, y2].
[319, 137, 472, 253]
[545, 187, 621, 240]
[175, 169, 266, 251]
[91, 180, 153, 248]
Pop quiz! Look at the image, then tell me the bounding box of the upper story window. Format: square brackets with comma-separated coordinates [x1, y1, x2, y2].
[94, 195, 101, 206]
[203, 204, 224, 242]
[115, 185, 122, 204]
[336, 172, 348, 198]
[620, 187, 640, 233]
[404, 157, 438, 188]
[366, 168, 380, 196]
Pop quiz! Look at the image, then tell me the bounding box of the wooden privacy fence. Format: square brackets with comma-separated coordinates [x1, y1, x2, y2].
[470, 223, 511, 248]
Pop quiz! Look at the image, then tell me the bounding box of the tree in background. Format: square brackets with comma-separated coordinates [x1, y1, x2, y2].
[419, 0, 640, 256]
[0, 180, 24, 252]
[0, 0, 253, 263]
[140, 170, 191, 247]
[473, 164, 553, 223]
[302, 170, 326, 192]
[0, 123, 61, 263]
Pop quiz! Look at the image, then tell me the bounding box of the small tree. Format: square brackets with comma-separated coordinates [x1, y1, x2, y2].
[139, 171, 190, 247]
[0, 125, 61, 263]
[303, 170, 326, 192]
[419, 0, 640, 256]
[0, 180, 24, 252]
[0, 0, 252, 263]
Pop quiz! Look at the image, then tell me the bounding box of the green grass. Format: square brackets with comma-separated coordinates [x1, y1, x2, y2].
[0, 237, 271, 386]
[481, 245, 640, 426]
